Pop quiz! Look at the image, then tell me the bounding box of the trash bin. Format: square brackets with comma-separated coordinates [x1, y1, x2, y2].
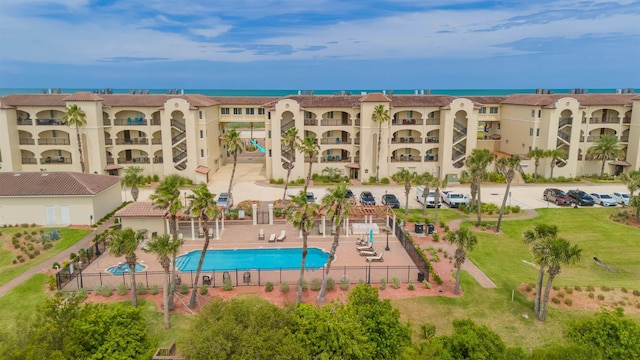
[426, 224, 435, 234]
[417, 272, 425, 282]
[415, 222, 424, 234]
[238, 210, 245, 220]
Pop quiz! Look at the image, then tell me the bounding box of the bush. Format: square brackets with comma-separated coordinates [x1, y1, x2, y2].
[525, 284, 533, 292]
[339, 277, 350, 290]
[601, 286, 611, 292]
[116, 283, 128, 296]
[511, 205, 521, 213]
[552, 285, 560, 291]
[621, 287, 628, 293]
[95, 285, 113, 297]
[280, 281, 290, 293]
[199, 285, 208, 295]
[588, 292, 595, 299]
[565, 298, 573, 306]
[180, 283, 190, 294]
[223, 280, 233, 291]
[150, 285, 159, 295]
[574, 286, 582, 292]
[265, 282, 274, 292]
[380, 278, 387, 290]
[432, 233, 440, 242]
[408, 280, 415, 291]
[136, 283, 147, 295]
[326, 277, 335, 291]
[565, 286, 574, 294]
[551, 296, 561, 304]
[597, 294, 605, 301]
[75, 288, 88, 301]
[557, 291, 565, 298]
[47, 275, 57, 291]
[310, 278, 322, 291]
[423, 280, 431, 289]
[380, 177, 390, 184]
[299, 279, 309, 292]
[632, 290, 640, 297]
[43, 243, 53, 250]
[391, 276, 401, 289]
[422, 323, 437, 340]
[586, 285, 595, 292]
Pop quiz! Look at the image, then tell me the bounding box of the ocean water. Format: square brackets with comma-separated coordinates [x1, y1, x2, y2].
[0, 88, 636, 97]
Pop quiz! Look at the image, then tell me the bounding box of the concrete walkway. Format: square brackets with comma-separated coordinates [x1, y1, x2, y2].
[0, 219, 116, 297]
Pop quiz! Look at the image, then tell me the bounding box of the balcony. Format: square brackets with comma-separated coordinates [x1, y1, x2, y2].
[36, 119, 66, 126]
[320, 138, 352, 144]
[354, 138, 360, 145]
[103, 119, 111, 126]
[304, 119, 318, 126]
[425, 137, 439, 143]
[114, 118, 148, 126]
[623, 117, 631, 124]
[106, 158, 115, 164]
[558, 118, 573, 128]
[151, 138, 163, 145]
[580, 135, 601, 142]
[19, 138, 35, 145]
[391, 137, 420, 144]
[42, 157, 71, 164]
[589, 117, 620, 124]
[38, 138, 70, 145]
[115, 138, 149, 145]
[105, 139, 113, 145]
[424, 155, 438, 162]
[118, 157, 150, 164]
[321, 156, 349, 162]
[620, 136, 629, 142]
[153, 156, 164, 164]
[17, 119, 33, 126]
[391, 155, 420, 162]
[150, 119, 161, 126]
[424, 118, 440, 126]
[321, 119, 352, 126]
[392, 119, 423, 126]
[21, 157, 37, 164]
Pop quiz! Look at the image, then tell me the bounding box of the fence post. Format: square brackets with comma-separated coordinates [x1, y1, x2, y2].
[367, 264, 371, 284]
[145, 272, 149, 289]
[258, 269, 261, 286]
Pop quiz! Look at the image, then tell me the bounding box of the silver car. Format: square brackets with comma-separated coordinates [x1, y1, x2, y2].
[216, 193, 233, 209]
[590, 193, 617, 207]
[612, 192, 630, 206]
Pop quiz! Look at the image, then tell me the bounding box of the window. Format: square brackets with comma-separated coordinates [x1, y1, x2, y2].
[233, 108, 242, 115]
[258, 108, 265, 115]
[327, 111, 334, 119]
[221, 108, 230, 115]
[245, 108, 254, 115]
[531, 110, 535, 117]
[52, 130, 57, 137]
[530, 128, 534, 136]
[200, 149, 205, 157]
[538, 110, 542, 118]
[497, 123, 501, 130]
[305, 111, 312, 119]
[479, 107, 487, 114]
[268, 150, 272, 157]
[536, 128, 540, 137]
[268, 130, 271, 139]
[199, 111, 203, 119]
[407, 110, 413, 118]
[489, 107, 498, 114]
[199, 130, 204, 139]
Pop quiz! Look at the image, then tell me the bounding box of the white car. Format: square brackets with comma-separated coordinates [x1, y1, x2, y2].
[590, 193, 618, 207]
[612, 192, 630, 206]
[416, 186, 442, 208]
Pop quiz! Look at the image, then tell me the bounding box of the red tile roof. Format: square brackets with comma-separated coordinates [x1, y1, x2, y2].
[115, 202, 166, 217]
[501, 94, 636, 107]
[0, 172, 120, 197]
[63, 92, 104, 101]
[359, 93, 392, 102]
[195, 165, 210, 174]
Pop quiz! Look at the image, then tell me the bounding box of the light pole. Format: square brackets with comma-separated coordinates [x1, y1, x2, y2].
[78, 260, 84, 289]
[385, 226, 390, 251]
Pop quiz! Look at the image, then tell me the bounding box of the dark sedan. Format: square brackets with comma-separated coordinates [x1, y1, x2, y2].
[543, 188, 573, 206]
[359, 191, 376, 205]
[382, 194, 400, 208]
[567, 189, 595, 206]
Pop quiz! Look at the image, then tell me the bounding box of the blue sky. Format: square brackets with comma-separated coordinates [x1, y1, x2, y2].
[0, 0, 639, 89]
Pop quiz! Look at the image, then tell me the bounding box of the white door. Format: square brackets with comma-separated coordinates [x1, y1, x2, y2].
[45, 206, 56, 225]
[60, 205, 70, 224]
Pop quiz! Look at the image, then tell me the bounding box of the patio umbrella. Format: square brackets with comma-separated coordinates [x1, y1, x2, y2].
[369, 228, 373, 244]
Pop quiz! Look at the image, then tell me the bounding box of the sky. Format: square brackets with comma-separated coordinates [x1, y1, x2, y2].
[0, 0, 639, 89]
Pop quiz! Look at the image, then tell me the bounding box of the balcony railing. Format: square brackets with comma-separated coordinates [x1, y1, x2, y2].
[36, 119, 66, 126]
[391, 155, 421, 162]
[304, 119, 318, 126]
[172, 132, 186, 145]
[321, 156, 349, 162]
[589, 117, 620, 124]
[620, 136, 629, 142]
[424, 155, 438, 162]
[114, 118, 148, 126]
[153, 156, 163, 163]
[392, 119, 423, 125]
[38, 138, 70, 145]
[425, 137, 439, 143]
[103, 119, 111, 126]
[115, 138, 149, 145]
[391, 137, 420, 144]
[321, 119, 352, 126]
[171, 119, 185, 131]
[424, 118, 440, 126]
[118, 157, 150, 164]
[580, 135, 602, 142]
[105, 139, 113, 145]
[320, 138, 352, 144]
[354, 138, 360, 145]
[453, 133, 466, 143]
[42, 157, 71, 164]
[453, 122, 467, 133]
[151, 138, 162, 145]
[150, 119, 161, 126]
[17, 119, 33, 126]
[558, 118, 573, 128]
[622, 117, 631, 124]
[557, 131, 571, 142]
[21, 157, 37, 164]
[355, 119, 361, 126]
[19, 138, 35, 145]
[173, 151, 187, 163]
[106, 158, 114, 164]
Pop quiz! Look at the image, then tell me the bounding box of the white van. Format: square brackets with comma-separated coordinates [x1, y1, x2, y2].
[415, 186, 442, 208]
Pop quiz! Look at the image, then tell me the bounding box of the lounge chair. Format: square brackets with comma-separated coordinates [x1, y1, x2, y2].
[258, 228, 265, 240]
[366, 252, 384, 262]
[269, 233, 276, 242]
[202, 275, 211, 286]
[356, 243, 373, 251]
[223, 271, 231, 283]
[276, 230, 286, 241]
[174, 275, 182, 286]
[243, 271, 251, 284]
[208, 228, 214, 238]
[360, 249, 377, 257]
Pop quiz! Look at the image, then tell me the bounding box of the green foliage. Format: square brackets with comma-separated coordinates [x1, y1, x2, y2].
[422, 323, 437, 340]
[487, 172, 506, 183]
[298, 279, 309, 292]
[586, 285, 595, 292]
[179, 283, 189, 294]
[527, 343, 596, 360]
[408, 280, 415, 291]
[325, 277, 335, 291]
[380, 277, 387, 290]
[46, 275, 57, 291]
[95, 285, 113, 297]
[116, 282, 128, 296]
[149, 285, 159, 295]
[423, 280, 431, 289]
[280, 281, 290, 293]
[310, 278, 322, 291]
[136, 283, 147, 295]
[340, 277, 350, 290]
[265, 281, 274, 292]
[199, 285, 208, 295]
[391, 276, 401, 289]
[564, 298, 573, 306]
[380, 177, 390, 184]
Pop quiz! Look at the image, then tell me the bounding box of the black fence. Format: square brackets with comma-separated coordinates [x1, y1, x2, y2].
[56, 240, 107, 290]
[391, 217, 430, 282]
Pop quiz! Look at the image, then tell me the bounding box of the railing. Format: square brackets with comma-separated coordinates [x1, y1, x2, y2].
[392, 119, 423, 125]
[391, 217, 430, 281]
[557, 131, 570, 142]
[152, 138, 163, 145]
[589, 117, 620, 124]
[304, 157, 319, 162]
[115, 138, 149, 145]
[558, 118, 573, 128]
[354, 138, 360, 145]
[171, 119, 185, 131]
[154, 157, 164, 164]
[391, 156, 421, 162]
[580, 135, 602, 142]
[424, 155, 438, 162]
[304, 119, 318, 126]
[106, 158, 114, 164]
[118, 157, 150, 164]
[114, 118, 148, 126]
[453, 132, 466, 143]
[21, 157, 37, 164]
[452, 151, 465, 162]
[55, 241, 107, 291]
[173, 151, 187, 163]
[453, 122, 467, 133]
[171, 132, 186, 145]
[391, 137, 420, 144]
[17, 119, 33, 125]
[620, 136, 629, 142]
[105, 139, 113, 145]
[42, 157, 72, 164]
[321, 156, 349, 162]
[103, 119, 111, 126]
[36, 119, 66, 126]
[321, 119, 352, 126]
[623, 117, 631, 124]
[150, 119, 161, 126]
[38, 138, 70, 145]
[19, 138, 35, 145]
[424, 118, 440, 125]
[355, 119, 361, 126]
[425, 137, 439, 143]
[320, 138, 352, 144]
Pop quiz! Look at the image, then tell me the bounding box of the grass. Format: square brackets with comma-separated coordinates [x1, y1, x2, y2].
[393, 208, 467, 226]
[0, 274, 48, 332]
[0, 227, 91, 286]
[136, 300, 192, 347]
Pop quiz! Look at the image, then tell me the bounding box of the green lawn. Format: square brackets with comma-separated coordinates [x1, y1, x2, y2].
[0, 274, 48, 332]
[0, 227, 91, 286]
[393, 208, 467, 226]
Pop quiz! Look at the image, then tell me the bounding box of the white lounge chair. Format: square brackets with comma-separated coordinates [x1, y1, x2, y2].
[366, 252, 384, 262]
[258, 228, 265, 240]
[356, 243, 373, 251]
[208, 228, 214, 238]
[268, 233, 276, 242]
[359, 249, 377, 257]
[276, 230, 286, 241]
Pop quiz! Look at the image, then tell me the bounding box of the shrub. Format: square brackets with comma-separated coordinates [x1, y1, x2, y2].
[632, 290, 640, 297]
[551, 296, 561, 304]
[326, 277, 335, 291]
[422, 323, 437, 340]
[423, 280, 431, 289]
[33, 250, 40, 256]
[95, 285, 113, 297]
[310, 278, 322, 291]
[586, 285, 595, 292]
[432, 233, 440, 242]
[340, 277, 350, 290]
[574, 286, 582, 292]
[223, 280, 233, 291]
[597, 294, 605, 301]
[75, 288, 88, 301]
[43, 243, 53, 250]
[265, 282, 274, 292]
[180, 283, 190, 294]
[565, 298, 573, 306]
[408, 280, 415, 291]
[116, 283, 128, 296]
[299, 279, 309, 292]
[47, 275, 57, 291]
[391, 276, 401, 289]
[588, 292, 595, 299]
[525, 284, 533, 292]
[565, 287, 574, 294]
[380, 177, 390, 184]
[280, 281, 290, 293]
[552, 285, 560, 291]
[380, 278, 387, 290]
[621, 287, 628, 293]
[199, 285, 208, 295]
[11, 259, 17, 265]
[601, 285, 611, 292]
[150, 285, 159, 295]
[136, 283, 147, 295]
[557, 291, 565, 298]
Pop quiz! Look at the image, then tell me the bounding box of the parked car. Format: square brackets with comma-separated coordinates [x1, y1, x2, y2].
[360, 191, 376, 205]
[542, 188, 573, 206]
[441, 190, 469, 208]
[566, 190, 595, 206]
[415, 185, 442, 208]
[306, 192, 316, 204]
[216, 193, 233, 209]
[612, 192, 630, 206]
[381, 194, 400, 208]
[590, 193, 618, 207]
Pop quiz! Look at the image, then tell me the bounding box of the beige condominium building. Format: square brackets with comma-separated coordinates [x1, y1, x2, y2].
[0, 91, 638, 183]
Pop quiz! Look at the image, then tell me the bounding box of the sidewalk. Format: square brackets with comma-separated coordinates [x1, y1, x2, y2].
[0, 218, 116, 297]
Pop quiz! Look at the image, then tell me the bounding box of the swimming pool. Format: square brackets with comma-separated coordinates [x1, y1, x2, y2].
[176, 247, 329, 271]
[107, 263, 147, 275]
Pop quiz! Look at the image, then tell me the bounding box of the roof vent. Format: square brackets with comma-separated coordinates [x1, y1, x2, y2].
[42, 173, 49, 177]
[14, 173, 21, 176]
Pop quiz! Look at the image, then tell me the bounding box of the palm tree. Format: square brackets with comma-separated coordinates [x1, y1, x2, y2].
[150, 174, 189, 310]
[417, 172, 434, 215]
[538, 237, 582, 321]
[146, 234, 179, 329]
[296, 135, 320, 195]
[108, 227, 144, 307]
[317, 184, 351, 302]
[430, 176, 447, 225]
[620, 169, 640, 197]
[281, 126, 299, 206]
[527, 147, 546, 181]
[444, 227, 478, 295]
[185, 183, 218, 309]
[587, 135, 624, 178]
[63, 104, 87, 173]
[544, 149, 567, 180]
[221, 128, 244, 200]
[522, 224, 559, 316]
[495, 156, 521, 233]
[285, 191, 320, 303]
[121, 166, 145, 201]
[392, 169, 418, 215]
[372, 104, 390, 183]
[465, 149, 494, 226]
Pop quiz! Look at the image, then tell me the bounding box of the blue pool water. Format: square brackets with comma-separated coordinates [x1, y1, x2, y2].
[107, 263, 146, 275]
[176, 248, 329, 271]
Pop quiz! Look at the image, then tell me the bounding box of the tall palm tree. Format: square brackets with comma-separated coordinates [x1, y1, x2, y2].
[63, 104, 87, 173]
[221, 128, 244, 199]
[121, 166, 145, 201]
[317, 184, 351, 302]
[372, 104, 390, 183]
[297, 135, 320, 194]
[522, 224, 559, 316]
[185, 184, 218, 309]
[108, 227, 144, 307]
[430, 176, 447, 225]
[417, 172, 434, 215]
[527, 147, 546, 181]
[587, 135, 624, 178]
[538, 237, 582, 321]
[444, 227, 478, 295]
[465, 149, 494, 226]
[285, 191, 320, 303]
[146, 234, 179, 329]
[620, 169, 640, 197]
[495, 156, 521, 233]
[281, 126, 299, 206]
[392, 169, 418, 215]
[150, 174, 189, 310]
[544, 149, 567, 180]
